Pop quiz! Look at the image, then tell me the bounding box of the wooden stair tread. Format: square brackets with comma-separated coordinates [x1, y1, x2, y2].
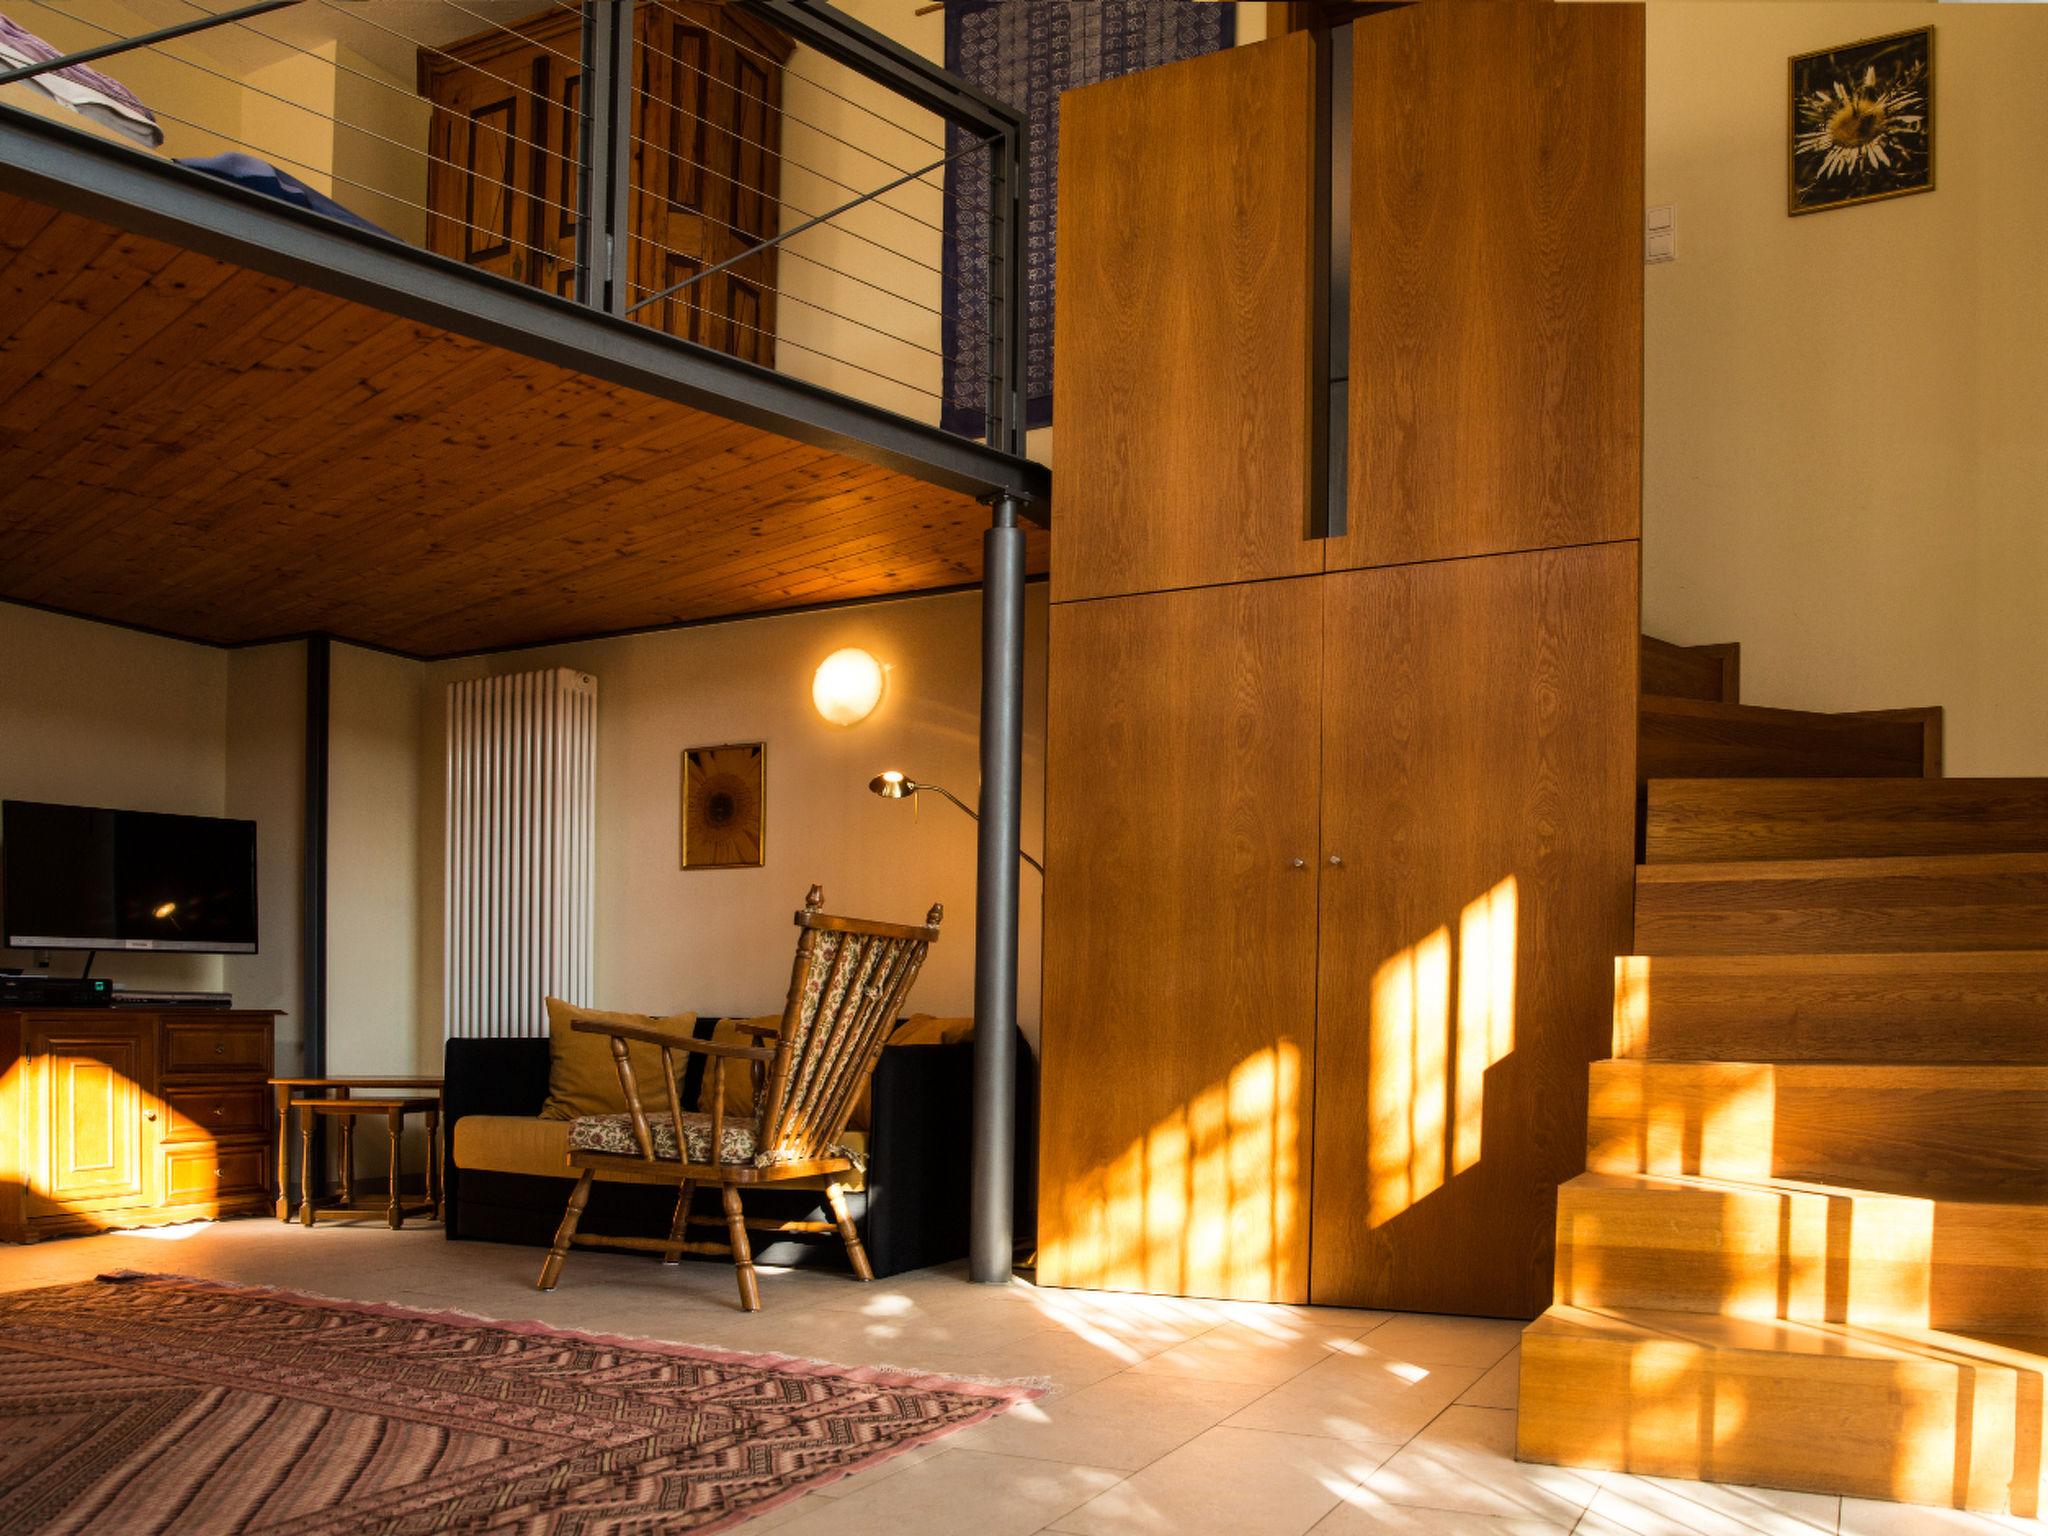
[1585, 1060, 2048, 1203]
[1641, 636, 1739, 703]
[1612, 950, 2048, 1063]
[1526, 1302, 2047, 1370]
[1555, 1170, 2048, 1332]
[1645, 776, 2048, 863]
[1520, 1302, 2048, 1513]
[1639, 694, 1939, 781]
[1634, 852, 2048, 955]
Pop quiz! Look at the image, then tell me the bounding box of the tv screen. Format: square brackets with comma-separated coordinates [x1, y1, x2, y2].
[2, 801, 258, 954]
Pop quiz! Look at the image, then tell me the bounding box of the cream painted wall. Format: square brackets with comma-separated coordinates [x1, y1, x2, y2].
[1644, 2, 2047, 775]
[224, 640, 307, 1065]
[0, 605, 305, 1017]
[416, 586, 1050, 1070]
[325, 643, 426, 1074]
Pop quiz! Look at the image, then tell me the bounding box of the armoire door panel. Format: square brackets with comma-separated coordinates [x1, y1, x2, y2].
[1335, 3, 1643, 569]
[1310, 543, 1638, 1316]
[1039, 580, 1324, 1302]
[1050, 34, 1322, 604]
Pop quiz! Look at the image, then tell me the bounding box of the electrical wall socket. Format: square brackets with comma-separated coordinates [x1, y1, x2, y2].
[1645, 204, 1676, 264]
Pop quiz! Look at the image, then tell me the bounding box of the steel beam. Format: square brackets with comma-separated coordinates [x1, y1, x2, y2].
[970, 492, 1029, 1282]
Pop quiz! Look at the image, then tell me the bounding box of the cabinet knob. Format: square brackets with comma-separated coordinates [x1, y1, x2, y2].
[1289, 857, 1306, 869]
[214, 1043, 226, 1055]
[213, 1105, 225, 1118]
[144, 1111, 157, 1122]
[1327, 854, 1345, 867]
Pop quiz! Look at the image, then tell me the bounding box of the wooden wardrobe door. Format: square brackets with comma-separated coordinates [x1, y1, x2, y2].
[1039, 579, 1323, 1302]
[1050, 34, 1322, 604]
[1332, 3, 1643, 570]
[630, 4, 787, 362]
[1311, 545, 1638, 1316]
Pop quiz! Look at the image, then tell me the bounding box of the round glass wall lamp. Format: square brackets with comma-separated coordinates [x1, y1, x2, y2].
[812, 647, 886, 726]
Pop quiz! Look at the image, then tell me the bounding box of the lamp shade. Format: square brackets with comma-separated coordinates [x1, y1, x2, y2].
[812, 647, 885, 726]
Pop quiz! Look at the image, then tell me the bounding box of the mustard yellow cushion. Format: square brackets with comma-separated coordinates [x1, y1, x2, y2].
[539, 998, 697, 1121]
[893, 1013, 975, 1047]
[694, 1016, 781, 1117]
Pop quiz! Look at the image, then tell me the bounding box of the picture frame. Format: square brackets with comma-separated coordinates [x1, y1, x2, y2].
[1789, 27, 1934, 217]
[680, 742, 765, 869]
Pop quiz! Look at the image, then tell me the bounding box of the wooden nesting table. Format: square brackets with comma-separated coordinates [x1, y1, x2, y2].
[270, 1076, 443, 1229]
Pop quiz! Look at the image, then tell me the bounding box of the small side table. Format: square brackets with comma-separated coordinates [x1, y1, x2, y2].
[270, 1076, 445, 1229]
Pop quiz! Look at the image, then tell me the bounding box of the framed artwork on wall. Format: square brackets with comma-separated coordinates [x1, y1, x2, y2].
[681, 742, 765, 869]
[1789, 27, 1934, 216]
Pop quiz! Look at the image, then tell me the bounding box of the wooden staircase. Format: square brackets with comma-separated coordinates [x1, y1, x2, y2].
[1517, 636, 2048, 1517]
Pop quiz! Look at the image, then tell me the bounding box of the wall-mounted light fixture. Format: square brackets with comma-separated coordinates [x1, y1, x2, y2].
[812, 647, 886, 726]
[868, 771, 1044, 874]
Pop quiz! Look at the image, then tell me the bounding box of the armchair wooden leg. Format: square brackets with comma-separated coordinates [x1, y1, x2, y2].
[297, 1109, 315, 1226]
[538, 1170, 594, 1291]
[721, 1184, 761, 1312]
[662, 1180, 696, 1266]
[825, 1181, 873, 1283]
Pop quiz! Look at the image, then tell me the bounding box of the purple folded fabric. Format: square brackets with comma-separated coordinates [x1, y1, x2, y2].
[0, 12, 163, 147]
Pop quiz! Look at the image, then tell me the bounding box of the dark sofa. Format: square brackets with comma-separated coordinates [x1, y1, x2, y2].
[443, 1022, 1035, 1277]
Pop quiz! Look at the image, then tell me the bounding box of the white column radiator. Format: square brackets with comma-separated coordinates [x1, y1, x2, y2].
[443, 668, 597, 1038]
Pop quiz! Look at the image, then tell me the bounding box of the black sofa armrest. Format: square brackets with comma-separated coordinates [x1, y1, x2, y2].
[860, 1026, 1037, 1278]
[442, 1037, 551, 1240]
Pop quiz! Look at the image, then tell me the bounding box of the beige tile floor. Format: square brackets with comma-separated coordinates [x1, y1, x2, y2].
[2, 1219, 2040, 1536]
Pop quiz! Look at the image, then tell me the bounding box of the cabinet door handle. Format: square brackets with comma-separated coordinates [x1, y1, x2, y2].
[214, 1043, 226, 1055]
[1289, 857, 1306, 869]
[144, 1110, 157, 1122]
[1327, 854, 1345, 867]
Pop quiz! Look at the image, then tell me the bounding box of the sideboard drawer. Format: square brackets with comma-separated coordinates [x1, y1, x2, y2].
[162, 1084, 269, 1144]
[162, 1020, 271, 1077]
[164, 1143, 269, 1204]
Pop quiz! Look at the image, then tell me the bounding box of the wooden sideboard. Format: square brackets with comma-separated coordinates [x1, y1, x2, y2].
[0, 1009, 279, 1243]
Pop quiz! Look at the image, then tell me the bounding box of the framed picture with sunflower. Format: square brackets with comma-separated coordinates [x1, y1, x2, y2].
[1789, 27, 1933, 216]
[681, 742, 765, 869]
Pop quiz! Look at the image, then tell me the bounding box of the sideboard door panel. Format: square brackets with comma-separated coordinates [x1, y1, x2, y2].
[1310, 545, 1638, 1316]
[1335, 2, 1643, 569]
[1050, 34, 1322, 603]
[1039, 578, 1324, 1302]
[29, 1020, 156, 1218]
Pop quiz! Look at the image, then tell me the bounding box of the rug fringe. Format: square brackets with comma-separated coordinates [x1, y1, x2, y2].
[93, 1272, 1050, 1402]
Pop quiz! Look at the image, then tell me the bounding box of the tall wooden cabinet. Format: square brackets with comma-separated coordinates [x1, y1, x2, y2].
[1041, 5, 1644, 1316]
[420, 4, 790, 362]
[0, 1010, 279, 1243]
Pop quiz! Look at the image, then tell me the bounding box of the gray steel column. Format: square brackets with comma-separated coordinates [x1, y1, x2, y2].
[971, 491, 1028, 1282]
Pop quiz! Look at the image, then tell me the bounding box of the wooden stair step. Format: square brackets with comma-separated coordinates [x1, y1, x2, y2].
[1585, 1061, 2048, 1202]
[1646, 777, 2048, 863]
[1553, 1170, 2048, 1333]
[1612, 951, 2048, 1063]
[1517, 1303, 2047, 1515]
[1641, 635, 1739, 703]
[1634, 852, 2048, 955]
[1639, 694, 1940, 781]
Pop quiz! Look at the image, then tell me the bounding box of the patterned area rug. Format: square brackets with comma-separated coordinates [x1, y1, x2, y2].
[0, 1272, 1041, 1533]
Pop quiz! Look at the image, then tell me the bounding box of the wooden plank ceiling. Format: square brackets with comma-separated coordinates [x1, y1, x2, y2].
[0, 193, 1048, 657]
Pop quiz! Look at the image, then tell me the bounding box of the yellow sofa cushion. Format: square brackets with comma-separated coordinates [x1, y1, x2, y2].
[539, 997, 697, 1121]
[452, 1113, 865, 1192]
[695, 1015, 781, 1118]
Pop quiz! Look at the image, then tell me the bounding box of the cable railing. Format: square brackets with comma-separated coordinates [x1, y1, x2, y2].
[0, 0, 1026, 450]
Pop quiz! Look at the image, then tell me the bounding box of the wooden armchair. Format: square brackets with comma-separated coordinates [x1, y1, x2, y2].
[536, 885, 942, 1310]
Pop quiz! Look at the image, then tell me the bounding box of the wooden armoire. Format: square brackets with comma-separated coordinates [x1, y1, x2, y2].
[420, 3, 790, 362]
[1040, 5, 1644, 1318]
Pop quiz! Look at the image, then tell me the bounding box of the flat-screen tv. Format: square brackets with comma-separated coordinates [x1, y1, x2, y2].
[2, 801, 258, 954]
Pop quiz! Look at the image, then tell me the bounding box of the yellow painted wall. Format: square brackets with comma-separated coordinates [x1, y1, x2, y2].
[1643, 2, 2047, 774]
[3, 1, 427, 240]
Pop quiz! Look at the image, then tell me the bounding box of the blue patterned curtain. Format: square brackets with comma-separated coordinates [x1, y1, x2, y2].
[942, 2, 1235, 441]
